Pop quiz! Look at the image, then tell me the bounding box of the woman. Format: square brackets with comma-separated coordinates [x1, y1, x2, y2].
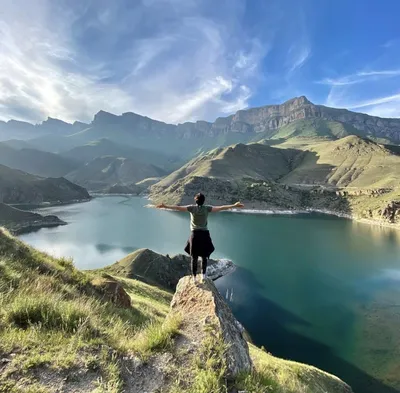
[156, 193, 244, 283]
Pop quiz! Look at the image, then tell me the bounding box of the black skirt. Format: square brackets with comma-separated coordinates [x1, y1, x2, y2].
[184, 230, 215, 257]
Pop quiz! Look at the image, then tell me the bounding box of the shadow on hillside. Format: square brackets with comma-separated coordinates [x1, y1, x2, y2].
[216, 267, 398, 393]
[276, 149, 353, 216]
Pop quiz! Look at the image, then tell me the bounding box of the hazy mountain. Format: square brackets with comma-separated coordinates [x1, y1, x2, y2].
[0, 164, 90, 204]
[1, 139, 35, 150]
[0, 117, 89, 141]
[0, 143, 79, 177]
[66, 156, 166, 192]
[61, 138, 178, 170]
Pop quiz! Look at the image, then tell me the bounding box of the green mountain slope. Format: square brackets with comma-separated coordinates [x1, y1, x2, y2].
[155, 143, 303, 191]
[269, 119, 362, 140]
[0, 143, 79, 177]
[0, 164, 90, 204]
[0, 229, 353, 393]
[150, 136, 400, 226]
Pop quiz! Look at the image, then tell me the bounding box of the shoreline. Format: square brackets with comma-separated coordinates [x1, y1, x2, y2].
[146, 202, 400, 231]
[230, 207, 400, 230]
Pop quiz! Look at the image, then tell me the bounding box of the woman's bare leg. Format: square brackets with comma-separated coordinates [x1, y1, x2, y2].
[191, 255, 198, 282]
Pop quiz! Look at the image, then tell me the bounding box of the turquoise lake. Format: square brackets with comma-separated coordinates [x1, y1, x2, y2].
[20, 196, 400, 393]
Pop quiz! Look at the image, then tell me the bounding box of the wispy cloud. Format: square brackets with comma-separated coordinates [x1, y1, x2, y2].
[287, 46, 311, 73]
[346, 93, 400, 109]
[382, 39, 399, 49]
[318, 69, 400, 86]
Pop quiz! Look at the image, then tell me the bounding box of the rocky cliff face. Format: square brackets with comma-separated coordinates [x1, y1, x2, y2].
[194, 96, 400, 141]
[89, 97, 400, 142]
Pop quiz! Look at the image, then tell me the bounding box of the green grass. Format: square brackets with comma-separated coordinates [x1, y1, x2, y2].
[243, 345, 350, 393]
[269, 119, 361, 140]
[170, 326, 228, 393]
[0, 228, 176, 392]
[131, 315, 181, 359]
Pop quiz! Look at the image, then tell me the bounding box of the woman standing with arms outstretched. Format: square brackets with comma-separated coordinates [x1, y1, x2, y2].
[157, 193, 244, 283]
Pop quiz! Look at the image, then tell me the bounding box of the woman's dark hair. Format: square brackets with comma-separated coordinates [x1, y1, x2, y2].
[195, 193, 205, 206]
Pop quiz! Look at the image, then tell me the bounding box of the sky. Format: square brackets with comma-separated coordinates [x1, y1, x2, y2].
[0, 0, 399, 124]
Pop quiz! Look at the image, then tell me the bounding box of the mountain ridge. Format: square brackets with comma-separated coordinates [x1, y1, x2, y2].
[1, 96, 399, 145]
[0, 164, 90, 205]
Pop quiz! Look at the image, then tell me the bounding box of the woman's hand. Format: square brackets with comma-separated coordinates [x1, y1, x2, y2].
[234, 202, 244, 208]
[156, 203, 166, 209]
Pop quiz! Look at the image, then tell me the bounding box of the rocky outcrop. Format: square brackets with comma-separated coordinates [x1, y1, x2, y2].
[380, 201, 400, 223]
[102, 248, 235, 291]
[93, 275, 131, 308]
[170, 276, 252, 377]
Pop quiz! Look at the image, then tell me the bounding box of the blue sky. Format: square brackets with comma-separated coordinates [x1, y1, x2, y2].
[0, 0, 399, 124]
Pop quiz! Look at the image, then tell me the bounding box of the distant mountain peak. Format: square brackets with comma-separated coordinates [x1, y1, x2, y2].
[43, 117, 71, 125]
[287, 95, 313, 105]
[92, 110, 119, 125]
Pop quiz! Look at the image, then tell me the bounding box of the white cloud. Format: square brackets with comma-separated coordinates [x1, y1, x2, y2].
[0, 0, 267, 124]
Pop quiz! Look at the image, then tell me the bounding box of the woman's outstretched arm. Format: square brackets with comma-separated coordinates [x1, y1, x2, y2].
[156, 203, 188, 212]
[212, 202, 244, 213]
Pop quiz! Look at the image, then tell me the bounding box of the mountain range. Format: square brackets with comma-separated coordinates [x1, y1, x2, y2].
[1, 96, 400, 226]
[1, 96, 400, 155]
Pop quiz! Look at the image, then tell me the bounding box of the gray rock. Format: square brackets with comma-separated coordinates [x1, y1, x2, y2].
[170, 276, 253, 377]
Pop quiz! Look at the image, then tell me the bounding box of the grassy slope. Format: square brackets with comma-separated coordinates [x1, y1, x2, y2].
[269, 119, 361, 140]
[279, 135, 400, 188]
[0, 228, 177, 392]
[0, 230, 351, 393]
[150, 134, 400, 224]
[154, 143, 302, 191]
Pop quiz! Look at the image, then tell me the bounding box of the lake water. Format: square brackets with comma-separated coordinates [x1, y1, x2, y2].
[20, 196, 400, 393]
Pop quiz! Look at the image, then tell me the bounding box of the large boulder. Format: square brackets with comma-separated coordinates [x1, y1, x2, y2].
[170, 276, 252, 377]
[92, 276, 131, 308]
